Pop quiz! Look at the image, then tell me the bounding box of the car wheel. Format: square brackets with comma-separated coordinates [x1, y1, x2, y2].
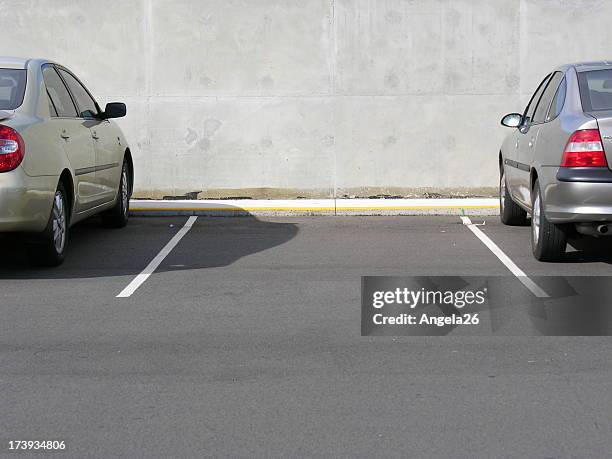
[35, 182, 69, 266]
[531, 178, 567, 262]
[102, 160, 131, 228]
[500, 167, 527, 226]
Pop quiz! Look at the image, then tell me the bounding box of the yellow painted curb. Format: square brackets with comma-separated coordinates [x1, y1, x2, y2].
[131, 205, 499, 212]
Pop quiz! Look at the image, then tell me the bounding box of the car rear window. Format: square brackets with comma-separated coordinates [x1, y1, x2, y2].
[578, 69, 612, 112]
[0, 68, 26, 110]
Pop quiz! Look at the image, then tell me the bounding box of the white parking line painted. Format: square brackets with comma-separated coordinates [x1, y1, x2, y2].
[460, 216, 549, 298]
[117, 216, 198, 298]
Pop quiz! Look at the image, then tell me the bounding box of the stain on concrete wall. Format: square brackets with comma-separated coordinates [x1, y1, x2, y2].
[1, 0, 610, 198]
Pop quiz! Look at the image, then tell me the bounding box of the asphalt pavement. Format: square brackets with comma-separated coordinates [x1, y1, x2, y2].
[1, 215, 611, 458]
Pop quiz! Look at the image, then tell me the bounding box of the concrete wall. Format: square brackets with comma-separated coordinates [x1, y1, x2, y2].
[3, 0, 611, 198]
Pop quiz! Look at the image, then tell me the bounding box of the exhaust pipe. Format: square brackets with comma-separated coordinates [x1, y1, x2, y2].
[576, 223, 612, 236]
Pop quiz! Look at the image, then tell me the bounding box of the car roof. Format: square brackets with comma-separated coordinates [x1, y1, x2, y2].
[0, 56, 54, 69]
[567, 61, 612, 73]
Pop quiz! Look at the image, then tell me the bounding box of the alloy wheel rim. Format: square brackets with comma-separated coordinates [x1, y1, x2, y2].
[533, 192, 541, 245]
[121, 166, 129, 215]
[500, 172, 506, 213]
[52, 191, 66, 254]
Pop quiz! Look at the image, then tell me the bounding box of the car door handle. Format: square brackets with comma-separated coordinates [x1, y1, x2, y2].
[91, 132, 100, 140]
[60, 132, 70, 140]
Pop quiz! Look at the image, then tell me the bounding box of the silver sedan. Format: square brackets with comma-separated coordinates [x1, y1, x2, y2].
[500, 61, 612, 261]
[0, 57, 133, 265]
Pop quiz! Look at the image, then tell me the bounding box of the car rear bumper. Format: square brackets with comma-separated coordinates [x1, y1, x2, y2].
[541, 166, 612, 223]
[0, 167, 56, 232]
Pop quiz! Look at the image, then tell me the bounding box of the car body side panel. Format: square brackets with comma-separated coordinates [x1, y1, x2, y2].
[47, 118, 98, 213]
[20, 119, 72, 177]
[501, 73, 555, 210]
[500, 130, 523, 204]
[501, 125, 534, 210]
[87, 118, 125, 204]
[517, 124, 541, 206]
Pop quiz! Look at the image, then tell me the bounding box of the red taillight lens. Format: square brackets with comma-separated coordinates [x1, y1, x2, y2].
[0, 125, 25, 172]
[561, 129, 608, 167]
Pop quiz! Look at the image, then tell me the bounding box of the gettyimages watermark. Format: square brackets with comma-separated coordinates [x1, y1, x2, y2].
[361, 276, 612, 336]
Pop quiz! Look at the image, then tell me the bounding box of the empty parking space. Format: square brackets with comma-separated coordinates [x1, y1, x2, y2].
[130, 215, 521, 307]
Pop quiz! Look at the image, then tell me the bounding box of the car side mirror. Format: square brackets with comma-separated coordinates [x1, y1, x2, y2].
[501, 113, 523, 128]
[103, 102, 126, 119]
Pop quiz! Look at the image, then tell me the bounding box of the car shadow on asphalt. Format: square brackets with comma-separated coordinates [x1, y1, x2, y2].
[0, 211, 299, 279]
[565, 236, 612, 264]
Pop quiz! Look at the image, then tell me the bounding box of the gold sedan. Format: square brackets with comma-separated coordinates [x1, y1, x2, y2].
[0, 57, 133, 265]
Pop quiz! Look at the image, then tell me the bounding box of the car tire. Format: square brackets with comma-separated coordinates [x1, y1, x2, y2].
[500, 167, 527, 226]
[531, 178, 567, 262]
[102, 159, 131, 228]
[34, 182, 69, 266]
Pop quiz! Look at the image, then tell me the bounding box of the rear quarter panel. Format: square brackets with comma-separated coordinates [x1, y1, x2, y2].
[20, 119, 73, 177]
[14, 63, 72, 178]
[533, 113, 595, 169]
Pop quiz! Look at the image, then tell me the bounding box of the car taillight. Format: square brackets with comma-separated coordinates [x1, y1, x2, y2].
[0, 125, 25, 172]
[561, 129, 608, 167]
